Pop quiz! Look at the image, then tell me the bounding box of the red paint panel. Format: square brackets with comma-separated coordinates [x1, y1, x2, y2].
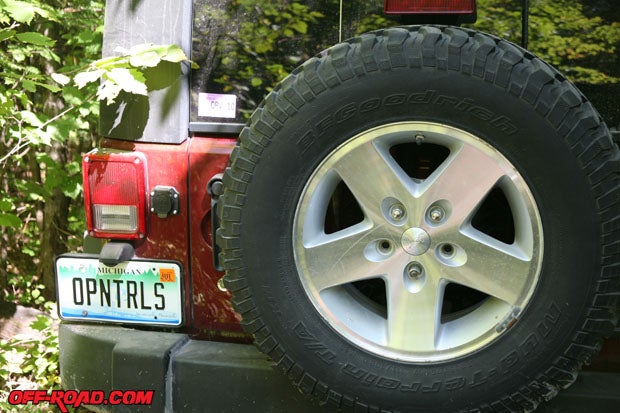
[100, 137, 245, 338]
[100, 139, 193, 326]
[187, 136, 244, 335]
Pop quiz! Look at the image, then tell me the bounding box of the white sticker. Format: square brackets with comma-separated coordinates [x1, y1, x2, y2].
[198, 93, 237, 118]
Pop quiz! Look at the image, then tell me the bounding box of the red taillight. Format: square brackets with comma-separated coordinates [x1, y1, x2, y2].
[83, 151, 147, 239]
[384, 0, 476, 14]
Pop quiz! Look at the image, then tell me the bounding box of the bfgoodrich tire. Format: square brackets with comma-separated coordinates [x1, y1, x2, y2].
[218, 26, 619, 412]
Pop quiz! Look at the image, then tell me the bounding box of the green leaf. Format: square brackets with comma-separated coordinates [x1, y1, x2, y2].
[32, 4, 57, 22]
[0, 213, 21, 228]
[15, 32, 55, 47]
[0, 29, 16, 42]
[129, 50, 161, 68]
[74, 69, 104, 88]
[96, 81, 122, 104]
[106, 67, 147, 95]
[25, 128, 52, 145]
[65, 161, 81, 175]
[62, 85, 85, 105]
[35, 81, 61, 93]
[30, 315, 50, 332]
[3, 0, 35, 23]
[77, 30, 96, 44]
[289, 20, 308, 34]
[20, 110, 42, 127]
[22, 79, 36, 92]
[113, 45, 130, 55]
[161, 45, 188, 63]
[61, 179, 81, 199]
[51, 73, 71, 86]
[0, 199, 13, 212]
[127, 43, 157, 55]
[11, 46, 26, 62]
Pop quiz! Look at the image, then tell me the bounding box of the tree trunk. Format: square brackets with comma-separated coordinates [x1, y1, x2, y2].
[40, 184, 69, 301]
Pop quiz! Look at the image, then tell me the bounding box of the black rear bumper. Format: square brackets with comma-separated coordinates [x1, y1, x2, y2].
[59, 323, 326, 412]
[59, 323, 620, 412]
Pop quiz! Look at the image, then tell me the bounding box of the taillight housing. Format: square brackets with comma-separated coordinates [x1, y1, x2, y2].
[384, 0, 476, 14]
[83, 150, 147, 239]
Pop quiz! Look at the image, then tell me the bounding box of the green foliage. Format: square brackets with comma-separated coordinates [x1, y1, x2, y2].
[0, 0, 193, 307]
[0, 312, 60, 413]
[472, 0, 620, 84]
[209, 0, 323, 115]
[0, 3, 197, 402]
[74, 43, 195, 104]
[206, 0, 401, 118]
[6, 276, 46, 306]
[0, 0, 104, 307]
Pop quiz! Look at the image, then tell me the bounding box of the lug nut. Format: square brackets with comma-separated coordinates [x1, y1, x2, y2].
[406, 263, 423, 279]
[389, 204, 405, 221]
[377, 239, 392, 254]
[440, 243, 455, 257]
[428, 206, 445, 223]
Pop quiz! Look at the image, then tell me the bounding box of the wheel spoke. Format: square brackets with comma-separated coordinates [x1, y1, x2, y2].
[420, 144, 506, 226]
[292, 122, 543, 361]
[302, 226, 404, 292]
[386, 274, 441, 352]
[440, 232, 533, 305]
[333, 140, 413, 221]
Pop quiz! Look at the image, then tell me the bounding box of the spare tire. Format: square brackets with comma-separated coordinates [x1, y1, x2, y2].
[218, 26, 619, 412]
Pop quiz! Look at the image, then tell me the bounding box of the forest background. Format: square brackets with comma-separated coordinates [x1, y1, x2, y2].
[0, 0, 618, 411]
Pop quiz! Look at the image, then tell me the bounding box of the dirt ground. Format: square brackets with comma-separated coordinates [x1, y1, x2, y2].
[0, 302, 51, 342]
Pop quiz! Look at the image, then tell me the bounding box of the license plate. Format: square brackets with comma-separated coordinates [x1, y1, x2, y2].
[55, 255, 183, 326]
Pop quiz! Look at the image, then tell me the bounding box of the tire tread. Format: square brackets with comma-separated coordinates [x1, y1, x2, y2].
[218, 25, 619, 413]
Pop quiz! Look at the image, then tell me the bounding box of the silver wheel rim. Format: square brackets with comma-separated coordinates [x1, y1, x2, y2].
[293, 122, 543, 362]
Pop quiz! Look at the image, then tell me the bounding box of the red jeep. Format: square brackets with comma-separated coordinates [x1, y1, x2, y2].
[55, 0, 619, 411]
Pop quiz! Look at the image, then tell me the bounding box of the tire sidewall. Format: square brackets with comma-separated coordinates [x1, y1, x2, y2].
[238, 66, 600, 410]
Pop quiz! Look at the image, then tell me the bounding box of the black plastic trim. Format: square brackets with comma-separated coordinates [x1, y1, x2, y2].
[189, 121, 244, 135]
[99, 242, 135, 266]
[59, 323, 620, 412]
[59, 324, 333, 412]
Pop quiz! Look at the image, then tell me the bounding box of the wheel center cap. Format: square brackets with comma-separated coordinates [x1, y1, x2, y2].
[401, 227, 431, 256]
